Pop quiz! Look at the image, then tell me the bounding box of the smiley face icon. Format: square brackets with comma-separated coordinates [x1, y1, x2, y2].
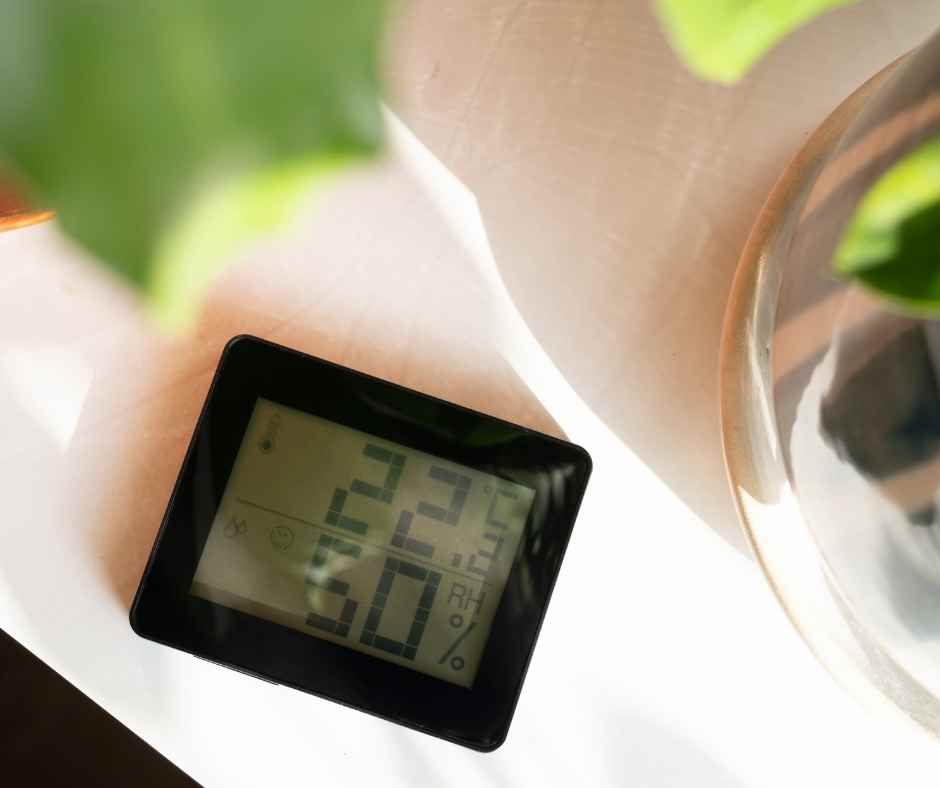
[269, 525, 294, 552]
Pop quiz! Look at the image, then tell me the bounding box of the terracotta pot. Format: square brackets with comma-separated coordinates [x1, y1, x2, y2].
[0, 181, 53, 232]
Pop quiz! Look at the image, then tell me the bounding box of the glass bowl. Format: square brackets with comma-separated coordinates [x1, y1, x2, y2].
[721, 30, 940, 738]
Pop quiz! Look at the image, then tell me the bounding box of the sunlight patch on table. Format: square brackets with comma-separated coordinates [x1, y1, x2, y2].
[0, 345, 92, 452]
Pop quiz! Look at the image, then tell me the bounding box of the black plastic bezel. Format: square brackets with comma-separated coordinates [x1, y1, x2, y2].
[130, 335, 591, 751]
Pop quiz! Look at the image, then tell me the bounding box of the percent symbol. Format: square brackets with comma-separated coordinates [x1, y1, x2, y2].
[439, 613, 476, 671]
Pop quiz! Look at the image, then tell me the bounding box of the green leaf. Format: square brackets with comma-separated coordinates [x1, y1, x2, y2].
[0, 0, 387, 328]
[653, 0, 858, 84]
[834, 135, 940, 312]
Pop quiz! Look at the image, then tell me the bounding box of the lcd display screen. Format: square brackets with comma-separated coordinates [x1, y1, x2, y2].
[191, 398, 534, 688]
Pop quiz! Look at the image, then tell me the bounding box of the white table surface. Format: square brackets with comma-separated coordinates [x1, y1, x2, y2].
[4, 1, 940, 785]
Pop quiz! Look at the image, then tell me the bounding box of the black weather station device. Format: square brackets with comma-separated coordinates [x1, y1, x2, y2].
[131, 335, 591, 750]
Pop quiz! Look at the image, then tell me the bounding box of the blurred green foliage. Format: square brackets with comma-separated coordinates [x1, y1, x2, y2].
[0, 0, 386, 328]
[0, 1, 937, 324]
[653, 0, 858, 83]
[657, 0, 940, 314]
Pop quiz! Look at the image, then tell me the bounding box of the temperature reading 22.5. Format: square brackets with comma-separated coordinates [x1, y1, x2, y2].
[306, 443, 514, 666]
[190, 399, 536, 688]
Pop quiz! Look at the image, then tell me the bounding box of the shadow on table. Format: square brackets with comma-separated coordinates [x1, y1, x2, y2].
[388, 0, 929, 552]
